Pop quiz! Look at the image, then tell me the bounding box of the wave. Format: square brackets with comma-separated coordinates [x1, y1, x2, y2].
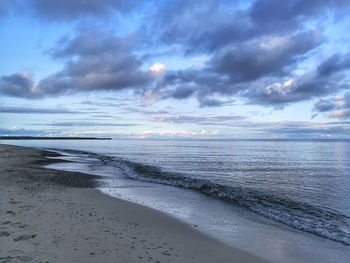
[52, 148, 350, 246]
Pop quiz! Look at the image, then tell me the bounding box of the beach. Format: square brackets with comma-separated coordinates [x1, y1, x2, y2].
[2, 0, 350, 261]
[0, 144, 268, 263]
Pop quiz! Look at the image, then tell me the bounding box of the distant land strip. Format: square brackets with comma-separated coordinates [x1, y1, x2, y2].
[0, 136, 112, 140]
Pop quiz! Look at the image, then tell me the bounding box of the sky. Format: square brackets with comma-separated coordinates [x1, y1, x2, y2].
[0, 0, 350, 139]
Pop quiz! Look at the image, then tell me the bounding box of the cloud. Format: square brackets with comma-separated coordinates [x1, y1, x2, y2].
[0, 127, 45, 136]
[154, 0, 245, 53]
[210, 31, 321, 82]
[313, 92, 350, 119]
[52, 32, 138, 58]
[255, 121, 350, 136]
[80, 100, 127, 108]
[49, 129, 222, 139]
[32, 121, 139, 127]
[249, 0, 350, 30]
[153, 0, 349, 54]
[313, 98, 339, 112]
[197, 97, 228, 108]
[61, 122, 349, 139]
[5, 0, 140, 21]
[46, 31, 153, 92]
[1, 31, 155, 98]
[329, 109, 350, 119]
[140, 0, 350, 108]
[317, 53, 350, 76]
[154, 30, 326, 107]
[155, 113, 246, 125]
[0, 106, 83, 114]
[157, 38, 350, 108]
[142, 109, 169, 115]
[2, 0, 350, 112]
[244, 52, 350, 106]
[0, 71, 39, 98]
[246, 73, 348, 106]
[154, 68, 235, 105]
[154, 114, 350, 138]
[137, 129, 221, 139]
[148, 63, 165, 74]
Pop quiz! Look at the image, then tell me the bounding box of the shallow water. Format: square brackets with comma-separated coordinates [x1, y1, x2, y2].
[3, 139, 350, 262]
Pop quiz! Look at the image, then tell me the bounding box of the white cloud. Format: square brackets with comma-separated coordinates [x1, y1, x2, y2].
[149, 62, 165, 73]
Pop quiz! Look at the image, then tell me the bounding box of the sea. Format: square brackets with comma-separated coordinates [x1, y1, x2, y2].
[2, 139, 350, 263]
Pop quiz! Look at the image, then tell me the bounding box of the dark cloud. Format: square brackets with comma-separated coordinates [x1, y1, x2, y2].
[197, 97, 225, 108]
[143, 0, 350, 108]
[0, 0, 137, 21]
[154, 0, 249, 53]
[1, 32, 154, 98]
[170, 87, 195, 100]
[2, 0, 350, 112]
[155, 31, 324, 107]
[245, 73, 348, 106]
[313, 99, 337, 112]
[152, 1, 253, 53]
[52, 32, 137, 58]
[244, 53, 350, 106]
[317, 53, 350, 76]
[46, 31, 152, 92]
[56, 54, 150, 91]
[158, 37, 350, 109]
[197, 97, 234, 108]
[26, 0, 139, 21]
[210, 31, 321, 82]
[155, 69, 234, 105]
[250, 0, 349, 30]
[313, 92, 350, 119]
[153, 0, 350, 54]
[0, 106, 83, 114]
[0, 72, 38, 98]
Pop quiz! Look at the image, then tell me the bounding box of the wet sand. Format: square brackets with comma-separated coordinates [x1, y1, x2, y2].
[0, 144, 268, 263]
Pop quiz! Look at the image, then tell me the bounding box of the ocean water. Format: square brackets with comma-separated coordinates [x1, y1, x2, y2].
[2, 139, 350, 262]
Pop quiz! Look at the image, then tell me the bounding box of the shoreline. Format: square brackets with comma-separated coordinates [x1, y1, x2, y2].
[0, 144, 268, 262]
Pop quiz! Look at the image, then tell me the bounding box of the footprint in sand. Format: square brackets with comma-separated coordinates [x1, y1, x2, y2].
[0, 231, 10, 237]
[10, 222, 27, 229]
[5, 211, 15, 215]
[5, 250, 34, 262]
[8, 200, 21, 205]
[89, 249, 106, 256]
[13, 234, 36, 241]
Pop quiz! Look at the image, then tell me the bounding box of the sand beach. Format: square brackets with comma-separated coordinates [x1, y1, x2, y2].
[0, 144, 268, 263]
